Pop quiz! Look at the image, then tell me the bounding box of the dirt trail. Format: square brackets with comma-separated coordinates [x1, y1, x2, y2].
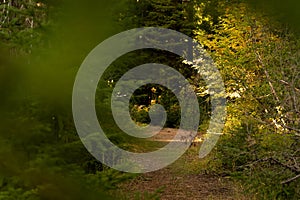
[121, 168, 244, 200]
[149, 127, 203, 143]
[119, 128, 248, 200]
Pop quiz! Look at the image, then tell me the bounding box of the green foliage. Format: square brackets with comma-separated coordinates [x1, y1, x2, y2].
[0, 0, 138, 199]
[194, 1, 300, 199]
[117, 187, 164, 200]
[85, 169, 136, 191]
[0, 0, 49, 54]
[130, 105, 151, 124]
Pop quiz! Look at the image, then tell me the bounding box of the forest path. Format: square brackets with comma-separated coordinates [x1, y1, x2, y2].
[118, 128, 249, 200]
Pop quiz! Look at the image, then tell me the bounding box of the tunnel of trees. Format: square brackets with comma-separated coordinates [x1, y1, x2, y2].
[0, 0, 299, 199]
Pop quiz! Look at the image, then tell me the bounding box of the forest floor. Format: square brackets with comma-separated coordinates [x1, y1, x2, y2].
[117, 128, 249, 200]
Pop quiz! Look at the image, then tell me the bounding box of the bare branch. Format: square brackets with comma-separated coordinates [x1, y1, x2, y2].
[238, 157, 300, 173]
[281, 125, 300, 136]
[279, 80, 300, 93]
[256, 52, 279, 102]
[281, 174, 300, 184]
[271, 158, 300, 173]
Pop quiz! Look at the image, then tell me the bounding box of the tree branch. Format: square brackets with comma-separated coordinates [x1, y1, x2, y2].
[281, 174, 300, 184]
[279, 79, 300, 93]
[238, 157, 300, 174]
[256, 52, 279, 101]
